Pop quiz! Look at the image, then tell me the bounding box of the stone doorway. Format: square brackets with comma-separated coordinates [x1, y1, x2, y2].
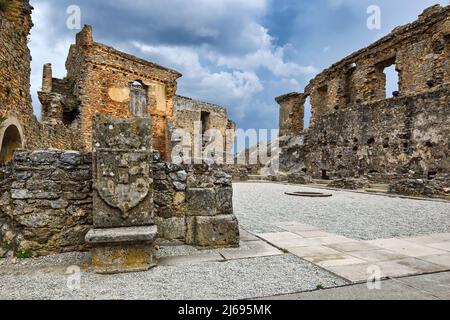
[0, 119, 24, 164]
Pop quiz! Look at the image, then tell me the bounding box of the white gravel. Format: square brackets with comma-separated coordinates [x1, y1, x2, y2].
[0, 254, 346, 300]
[234, 182, 450, 240]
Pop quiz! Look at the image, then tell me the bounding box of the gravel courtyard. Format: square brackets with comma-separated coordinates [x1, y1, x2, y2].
[1, 182, 449, 300]
[234, 183, 450, 240]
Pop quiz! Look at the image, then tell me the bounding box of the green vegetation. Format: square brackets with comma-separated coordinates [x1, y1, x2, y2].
[2, 241, 13, 250]
[316, 284, 324, 290]
[16, 249, 33, 259]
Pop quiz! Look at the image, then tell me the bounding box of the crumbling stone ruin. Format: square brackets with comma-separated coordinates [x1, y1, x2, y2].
[276, 5, 450, 198]
[0, 0, 37, 162]
[0, 0, 239, 266]
[37, 25, 235, 161]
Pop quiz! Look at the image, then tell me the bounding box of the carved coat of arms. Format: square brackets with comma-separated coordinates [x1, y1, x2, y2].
[95, 150, 152, 218]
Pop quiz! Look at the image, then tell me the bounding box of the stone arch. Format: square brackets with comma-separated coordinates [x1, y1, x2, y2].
[0, 117, 25, 164]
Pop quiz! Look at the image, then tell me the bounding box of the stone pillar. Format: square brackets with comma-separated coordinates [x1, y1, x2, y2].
[86, 115, 157, 274]
[42, 63, 53, 93]
[275, 92, 306, 137]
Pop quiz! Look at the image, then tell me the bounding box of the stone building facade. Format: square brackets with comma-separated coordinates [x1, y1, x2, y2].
[0, 0, 37, 164]
[276, 5, 450, 193]
[0, 2, 239, 260]
[38, 26, 235, 161]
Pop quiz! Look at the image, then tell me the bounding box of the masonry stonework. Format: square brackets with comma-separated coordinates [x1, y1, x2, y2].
[0, 0, 37, 163]
[276, 5, 450, 198]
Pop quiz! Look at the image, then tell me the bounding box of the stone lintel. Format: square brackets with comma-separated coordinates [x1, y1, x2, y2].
[85, 226, 157, 245]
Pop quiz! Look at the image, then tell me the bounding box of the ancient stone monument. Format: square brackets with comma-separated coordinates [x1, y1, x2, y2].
[275, 5, 450, 198]
[86, 115, 157, 273]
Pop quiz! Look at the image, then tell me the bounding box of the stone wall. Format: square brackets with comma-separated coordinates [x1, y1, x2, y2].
[280, 87, 450, 180]
[0, 0, 38, 163]
[0, 149, 238, 257]
[172, 95, 235, 161]
[37, 26, 236, 163]
[0, 150, 93, 257]
[276, 5, 450, 192]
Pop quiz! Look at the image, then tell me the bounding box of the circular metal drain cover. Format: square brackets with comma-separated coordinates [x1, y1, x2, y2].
[285, 192, 332, 198]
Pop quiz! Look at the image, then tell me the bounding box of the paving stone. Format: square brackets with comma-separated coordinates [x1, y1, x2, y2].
[220, 241, 283, 260]
[296, 231, 336, 238]
[327, 257, 446, 283]
[365, 239, 448, 258]
[347, 249, 409, 263]
[396, 272, 450, 300]
[327, 241, 382, 253]
[239, 229, 260, 242]
[257, 232, 310, 249]
[304, 254, 366, 268]
[418, 254, 450, 268]
[427, 242, 450, 252]
[263, 279, 438, 300]
[289, 246, 342, 258]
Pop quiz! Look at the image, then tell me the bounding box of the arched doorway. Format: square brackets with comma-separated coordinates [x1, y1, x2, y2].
[0, 118, 25, 164]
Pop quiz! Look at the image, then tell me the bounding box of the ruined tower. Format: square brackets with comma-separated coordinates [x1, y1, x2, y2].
[0, 0, 35, 164]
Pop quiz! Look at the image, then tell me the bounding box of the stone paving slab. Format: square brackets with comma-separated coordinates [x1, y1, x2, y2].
[419, 254, 450, 268]
[220, 241, 283, 260]
[258, 225, 450, 283]
[346, 249, 408, 263]
[259, 272, 450, 300]
[365, 239, 448, 258]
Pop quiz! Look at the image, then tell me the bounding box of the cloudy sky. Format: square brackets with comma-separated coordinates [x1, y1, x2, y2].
[29, 0, 448, 133]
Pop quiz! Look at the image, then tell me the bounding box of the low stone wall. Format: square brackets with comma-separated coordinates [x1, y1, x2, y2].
[0, 149, 238, 257]
[388, 174, 450, 199]
[0, 150, 93, 257]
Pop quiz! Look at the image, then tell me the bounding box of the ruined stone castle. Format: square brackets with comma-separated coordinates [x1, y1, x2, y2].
[276, 5, 450, 197]
[0, 0, 239, 267]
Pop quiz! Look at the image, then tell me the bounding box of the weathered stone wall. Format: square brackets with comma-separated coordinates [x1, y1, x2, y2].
[0, 149, 238, 257]
[154, 152, 238, 247]
[276, 5, 450, 192]
[281, 87, 450, 180]
[172, 95, 235, 161]
[0, 0, 38, 162]
[38, 26, 236, 163]
[38, 25, 181, 160]
[302, 5, 449, 124]
[0, 150, 93, 257]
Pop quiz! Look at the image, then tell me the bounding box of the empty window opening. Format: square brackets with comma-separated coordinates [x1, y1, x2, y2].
[383, 62, 399, 98]
[304, 96, 312, 129]
[0, 125, 23, 164]
[344, 63, 357, 105]
[321, 170, 330, 180]
[129, 80, 148, 117]
[428, 171, 437, 180]
[201, 111, 210, 148]
[63, 108, 80, 125]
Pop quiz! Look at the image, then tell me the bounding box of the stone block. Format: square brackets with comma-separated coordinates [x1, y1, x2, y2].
[86, 226, 157, 274]
[216, 187, 233, 214]
[194, 215, 240, 248]
[91, 245, 155, 274]
[186, 188, 216, 216]
[154, 217, 186, 240]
